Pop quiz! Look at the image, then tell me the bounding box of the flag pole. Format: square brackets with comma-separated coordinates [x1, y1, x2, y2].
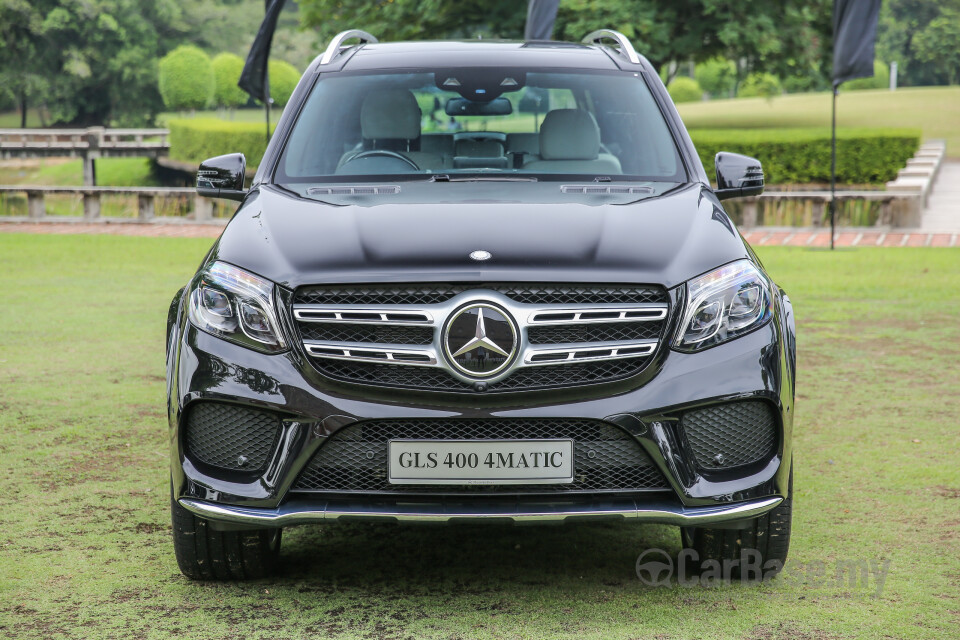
[264, 0, 271, 144]
[830, 85, 838, 251]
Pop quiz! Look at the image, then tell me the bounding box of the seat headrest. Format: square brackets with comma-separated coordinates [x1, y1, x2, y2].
[361, 89, 421, 140]
[539, 109, 600, 161]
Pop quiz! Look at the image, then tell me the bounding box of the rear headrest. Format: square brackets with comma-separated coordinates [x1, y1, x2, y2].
[539, 109, 600, 161]
[361, 89, 421, 140]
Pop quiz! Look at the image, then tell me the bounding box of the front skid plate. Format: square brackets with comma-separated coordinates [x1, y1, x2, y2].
[179, 496, 782, 526]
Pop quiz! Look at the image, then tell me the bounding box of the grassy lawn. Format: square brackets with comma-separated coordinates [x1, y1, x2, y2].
[678, 86, 960, 156]
[0, 234, 958, 639]
[0, 158, 158, 188]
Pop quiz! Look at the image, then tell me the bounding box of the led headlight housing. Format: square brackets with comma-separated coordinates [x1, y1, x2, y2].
[674, 260, 773, 351]
[187, 261, 287, 353]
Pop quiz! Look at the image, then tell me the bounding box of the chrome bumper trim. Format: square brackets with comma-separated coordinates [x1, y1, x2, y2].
[179, 496, 783, 526]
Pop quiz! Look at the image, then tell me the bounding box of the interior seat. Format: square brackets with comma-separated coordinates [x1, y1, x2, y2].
[338, 90, 446, 172]
[523, 110, 622, 175]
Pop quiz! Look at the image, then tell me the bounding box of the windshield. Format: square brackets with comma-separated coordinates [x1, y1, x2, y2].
[276, 69, 686, 183]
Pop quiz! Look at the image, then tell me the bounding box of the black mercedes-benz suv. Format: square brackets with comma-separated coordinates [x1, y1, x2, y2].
[167, 30, 796, 580]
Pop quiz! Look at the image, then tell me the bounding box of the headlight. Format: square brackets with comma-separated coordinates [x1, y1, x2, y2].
[187, 261, 287, 353]
[674, 260, 772, 351]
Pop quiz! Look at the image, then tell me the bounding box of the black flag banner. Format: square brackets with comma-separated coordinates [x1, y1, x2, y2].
[832, 0, 881, 87]
[238, 0, 286, 102]
[524, 0, 560, 41]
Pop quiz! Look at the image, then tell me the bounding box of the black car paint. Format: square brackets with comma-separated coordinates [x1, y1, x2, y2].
[167, 40, 795, 528]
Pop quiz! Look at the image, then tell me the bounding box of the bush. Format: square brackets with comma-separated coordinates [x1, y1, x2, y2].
[845, 60, 890, 90]
[689, 128, 920, 185]
[737, 73, 782, 99]
[159, 46, 215, 111]
[169, 119, 276, 167]
[211, 53, 248, 109]
[268, 60, 301, 107]
[695, 58, 737, 97]
[667, 77, 703, 104]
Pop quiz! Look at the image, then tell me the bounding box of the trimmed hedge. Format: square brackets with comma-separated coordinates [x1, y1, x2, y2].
[169, 119, 276, 167]
[212, 53, 248, 109]
[668, 77, 703, 104]
[268, 60, 301, 107]
[689, 128, 921, 185]
[159, 46, 215, 111]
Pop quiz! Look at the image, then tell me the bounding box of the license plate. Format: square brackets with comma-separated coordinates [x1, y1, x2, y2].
[388, 439, 574, 485]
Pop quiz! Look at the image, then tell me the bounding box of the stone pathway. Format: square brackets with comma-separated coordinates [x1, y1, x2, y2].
[921, 160, 960, 232]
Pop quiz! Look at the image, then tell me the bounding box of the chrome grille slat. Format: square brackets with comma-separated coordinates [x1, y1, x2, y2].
[291, 284, 669, 392]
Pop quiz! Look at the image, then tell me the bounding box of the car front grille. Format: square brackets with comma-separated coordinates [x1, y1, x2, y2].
[294, 283, 667, 307]
[184, 402, 281, 472]
[291, 418, 670, 495]
[680, 401, 779, 470]
[290, 283, 670, 393]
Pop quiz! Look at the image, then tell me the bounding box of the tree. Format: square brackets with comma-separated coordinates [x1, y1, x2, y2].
[159, 45, 215, 111]
[911, 8, 960, 85]
[877, 0, 960, 86]
[266, 59, 300, 108]
[299, 0, 525, 43]
[212, 52, 248, 109]
[695, 57, 737, 97]
[667, 77, 703, 103]
[737, 73, 782, 99]
[0, 0, 51, 127]
[297, 0, 832, 87]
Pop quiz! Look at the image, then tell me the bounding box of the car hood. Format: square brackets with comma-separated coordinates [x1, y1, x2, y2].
[211, 182, 750, 290]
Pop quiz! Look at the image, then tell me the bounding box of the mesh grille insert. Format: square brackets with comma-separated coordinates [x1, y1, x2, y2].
[681, 401, 778, 470]
[528, 321, 661, 344]
[316, 357, 652, 392]
[294, 283, 667, 306]
[299, 323, 434, 345]
[293, 418, 669, 495]
[184, 403, 281, 472]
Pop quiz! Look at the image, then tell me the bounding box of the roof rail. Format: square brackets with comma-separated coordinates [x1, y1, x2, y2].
[320, 29, 378, 65]
[581, 29, 640, 65]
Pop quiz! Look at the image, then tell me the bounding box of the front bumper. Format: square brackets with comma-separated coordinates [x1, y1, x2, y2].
[167, 287, 795, 525]
[179, 495, 783, 526]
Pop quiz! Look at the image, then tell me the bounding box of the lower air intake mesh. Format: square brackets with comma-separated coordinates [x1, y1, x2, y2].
[184, 403, 281, 472]
[681, 401, 778, 470]
[292, 418, 669, 495]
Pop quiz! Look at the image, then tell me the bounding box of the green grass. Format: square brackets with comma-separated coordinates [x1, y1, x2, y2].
[1, 235, 959, 639]
[0, 157, 158, 187]
[678, 86, 960, 156]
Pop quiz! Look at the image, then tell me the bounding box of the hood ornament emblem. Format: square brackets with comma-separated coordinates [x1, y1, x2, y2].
[443, 303, 517, 378]
[469, 250, 492, 261]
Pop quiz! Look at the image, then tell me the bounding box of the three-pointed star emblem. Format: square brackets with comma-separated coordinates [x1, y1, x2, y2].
[451, 307, 511, 358]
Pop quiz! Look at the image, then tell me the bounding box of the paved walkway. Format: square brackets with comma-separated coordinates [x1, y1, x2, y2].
[921, 160, 960, 232]
[1, 219, 957, 247]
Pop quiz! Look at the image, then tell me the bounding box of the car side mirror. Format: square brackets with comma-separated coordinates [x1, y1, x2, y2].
[714, 152, 764, 200]
[197, 153, 247, 201]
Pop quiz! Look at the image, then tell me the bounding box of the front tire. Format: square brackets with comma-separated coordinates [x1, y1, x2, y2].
[683, 463, 792, 581]
[171, 493, 281, 580]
